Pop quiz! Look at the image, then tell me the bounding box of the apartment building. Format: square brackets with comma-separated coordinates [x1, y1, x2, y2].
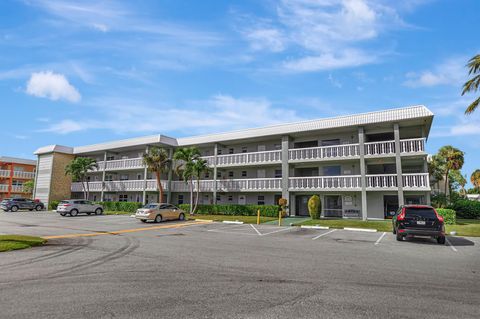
[0, 156, 36, 200]
[33, 105, 433, 219]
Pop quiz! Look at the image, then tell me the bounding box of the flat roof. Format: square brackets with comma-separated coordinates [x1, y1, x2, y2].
[0, 156, 37, 166]
[34, 105, 434, 155]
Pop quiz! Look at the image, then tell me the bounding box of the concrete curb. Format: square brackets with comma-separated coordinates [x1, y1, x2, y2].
[130, 215, 136, 218]
[193, 219, 215, 222]
[300, 225, 330, 230]
[343, 227, 377, 232]
[222, 220, 244, 225]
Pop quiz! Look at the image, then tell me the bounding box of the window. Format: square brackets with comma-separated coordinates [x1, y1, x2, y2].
[257, 195, 265, 205]
[216, 194, 221, 202]
[87, 176, 91, 182]
[323, 166, 341, 176]
[93, 195, 97, 201]
[119, 194, 128, 202]
[106, 156, 115, 161]
[120, 175, 129, 181]
[241, 146, 248, 153]
[228, 195, 233, 201]
[229, 148, 234, 154]
[105, 175, 113, 181]
[321, 139, 341, 146]
[205, 172, 210, 178]
[274, 144, 281, 150]
[217, 171, 221, 178]
[241, 171, 247, 177]
[178, 194, 184, 205]
[405, 207, 436, 219]
[274, 169, 282, 178]
[217, 149, 222, 155]
[228, 171, 234, 178]
[137, 174, 142, 180]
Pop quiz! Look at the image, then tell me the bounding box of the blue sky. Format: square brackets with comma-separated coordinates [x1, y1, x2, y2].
[0, 0, 479, 183]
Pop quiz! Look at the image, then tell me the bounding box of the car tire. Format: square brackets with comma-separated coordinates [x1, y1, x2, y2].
[179, 213, 185, 221]
[11, 206, 18, 212]
[60, 212, 67, 216]
[35, 205, 42, 211]
[396, 233, 403, 241]
[437, 236, 446, 245]
[70, 209, 78, 217]
[95, 208, 103, 215]
[155, 215, 162, 223]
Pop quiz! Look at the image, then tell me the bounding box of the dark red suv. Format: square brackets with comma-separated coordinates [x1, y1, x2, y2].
[392, 205, 446, 244]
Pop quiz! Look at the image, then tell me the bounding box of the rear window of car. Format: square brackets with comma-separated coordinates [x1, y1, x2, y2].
[405, 207, 437, 219]
[59, 201, 70, 204]
[143, 204, 158, 209]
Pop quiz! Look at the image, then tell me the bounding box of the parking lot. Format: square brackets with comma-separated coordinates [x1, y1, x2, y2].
[0, 211, 479, 319]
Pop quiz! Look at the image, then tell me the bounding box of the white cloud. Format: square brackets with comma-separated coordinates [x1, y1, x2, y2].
[283, 50, 377, 72]
[327, 73, 342, 88]
[26, 71, 81, 102]
[404, 57, 466, 88]
[92, 23, 108, 32]
[40, 119, 85, 134]
[245, 28, 285, 52]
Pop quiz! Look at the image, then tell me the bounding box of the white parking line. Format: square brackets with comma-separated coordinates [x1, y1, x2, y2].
[250, 224, 262, 236]
[207, 224, 246, 232]
[374, 232, 387, 246]
[260, 227, 291, 236]
[445, 237, 458, 252]
[312, 229, 336, 240]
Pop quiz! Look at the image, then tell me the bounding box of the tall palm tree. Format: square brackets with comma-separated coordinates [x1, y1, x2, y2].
[463, 54, 480, 114]
[142, 147, 171, 203]
[65, 157, 98, 199]
[173, 147, 201, 215]
[438, 146, 464, 195]
[192, 158, 210, 214]
[471, 169, 480, 190]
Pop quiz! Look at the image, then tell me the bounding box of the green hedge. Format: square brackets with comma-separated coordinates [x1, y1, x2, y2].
[49, 200, 60, 210]
[435, 208, 456, 225]
[450, 200, 480, 219]
[94, 201, 143, 213]
[178, 204, 280, 217]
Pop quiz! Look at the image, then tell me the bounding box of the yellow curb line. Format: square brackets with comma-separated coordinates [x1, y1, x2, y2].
[42, 221, 211, 239]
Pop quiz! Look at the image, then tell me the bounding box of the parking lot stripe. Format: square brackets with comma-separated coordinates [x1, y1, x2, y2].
[259, 227, 291, 236]
[374, 232, 387, 246]
[42, 221, 212, 239]
[445, 237, 458, 252]
[250, 224, 262, 236]
[312, 229, 336, 240]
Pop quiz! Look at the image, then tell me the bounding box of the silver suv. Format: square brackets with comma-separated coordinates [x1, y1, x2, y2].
[56, 200, 103, 217]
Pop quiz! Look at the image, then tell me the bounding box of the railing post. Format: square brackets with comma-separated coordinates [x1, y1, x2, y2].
[213, 143, 218, 205]
[358, 127, 367, 220]
[281, 135, 290, 215]
[100, 151, 107, 202]
[142, 146, 148, 205]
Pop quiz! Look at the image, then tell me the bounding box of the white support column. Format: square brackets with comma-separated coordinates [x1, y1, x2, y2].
[394, 123, 405, 206]
[213, 143, 218, 205]
[281, 136, 290, 215]
[358, 127, 368, 220]
[142, 146, 149, 205]
[100, 151, 107, 201]
[167, 148, 173, 204]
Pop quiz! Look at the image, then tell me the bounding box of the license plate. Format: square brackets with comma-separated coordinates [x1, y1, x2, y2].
[417, 221, 426, 225]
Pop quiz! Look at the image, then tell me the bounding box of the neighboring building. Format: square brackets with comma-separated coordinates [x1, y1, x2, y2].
[33, 105, 433, 219]
[0, 156, 37, 200]
[467, 194, 480, 202]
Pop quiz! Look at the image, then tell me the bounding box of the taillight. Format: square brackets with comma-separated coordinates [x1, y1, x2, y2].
[63, 204, 71, 207]
[397, 208, 406, 221]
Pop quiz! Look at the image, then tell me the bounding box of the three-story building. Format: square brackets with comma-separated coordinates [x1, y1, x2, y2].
[0, 156, 37, 200]
[33, 105, 433, 219]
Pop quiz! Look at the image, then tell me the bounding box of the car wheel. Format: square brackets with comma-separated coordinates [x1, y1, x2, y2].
[178, 213, 185, 221]
[396, 233, 403, 241]
[437, 236, 446, 245]
[155, 215, 162, 223]
[35, 205, 42, 211]
[70, 209, 78, 217]
[60, 212, 67, 216]
[11, 206, 19, 212]
[95, 208, 103, 215]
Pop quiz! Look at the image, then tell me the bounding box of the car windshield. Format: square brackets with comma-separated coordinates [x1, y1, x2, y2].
[405, 207, 437, 219]
[59, 201, 70, 204]
[143, 204, 158, 209]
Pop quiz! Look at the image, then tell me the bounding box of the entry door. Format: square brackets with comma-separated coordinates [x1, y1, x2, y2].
[324, 195, 342, 217]
[295, 196, 311, 217]
[238, 195, 246, 205]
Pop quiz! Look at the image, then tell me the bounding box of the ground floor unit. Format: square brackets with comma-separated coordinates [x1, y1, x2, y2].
[72, 190, 430, 219]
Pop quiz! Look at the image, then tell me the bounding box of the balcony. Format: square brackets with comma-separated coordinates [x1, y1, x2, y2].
[0, 170, 10, 178]
[364, 138, 425, 157]
[202, 150, 282, 167]
[366, 173, 430, 190]
[71, 180, 168, 192]
[0, 184, 8, 192]
[13, 171, 35, 179]
[289, 176, 362, 191]
[289, 144, 360, 162]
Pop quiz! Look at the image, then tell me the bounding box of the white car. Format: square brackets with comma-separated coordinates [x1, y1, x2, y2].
[56, 200, 103, 217]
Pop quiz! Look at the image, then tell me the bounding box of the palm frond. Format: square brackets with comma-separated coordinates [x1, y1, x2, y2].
[465, 97, 480, 115]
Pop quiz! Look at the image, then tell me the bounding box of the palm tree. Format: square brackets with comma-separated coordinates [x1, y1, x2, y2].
[192, 158, 210, 214]
[142, 147, 171, 203]
[438, 146, 464, 195]
[65, 157, 98, 199]
[173, 147, 201, 215]
[463, 54, 480, 114]
[471, 169, 480, 191]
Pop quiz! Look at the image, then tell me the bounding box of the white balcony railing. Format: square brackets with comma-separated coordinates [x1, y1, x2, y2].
[403, 173, 429, 189]
[366, 173, 430, 189]
[202, 150, 282, 167]
[366, 174, 398, 189]
[11, 185, 25, 193]
[12, 171, 35, 179]
[364, 141, 395, 156]
[217, 178, 282, 192]
[400, 138, 425, 154]
[71, 180, 169, 192]
[0, 184, 9, 192]
[171, 180, 216, 192]
[289, 144, 359, 162]
[0, 170, 11, 178]
[289, 176, 362, 190]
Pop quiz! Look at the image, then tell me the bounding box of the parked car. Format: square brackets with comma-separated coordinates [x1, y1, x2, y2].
[56, 200, 103, 217]
[1, 198, 45, 212]
[392, 205, 445, 244]
[135, 203, 185, 223]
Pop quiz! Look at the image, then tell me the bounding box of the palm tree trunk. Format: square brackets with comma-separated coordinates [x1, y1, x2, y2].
[193, 177, 200, 214]
[86, 178, 90, 200]
[155, 171, 164, 203]
[189, 177, 194, 215]
[81, 179, 87, 200]
[444, 169, 449, 197]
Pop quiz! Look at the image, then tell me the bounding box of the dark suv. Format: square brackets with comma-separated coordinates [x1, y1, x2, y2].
[0, 198, 45, 212]
[392, 205, 445, 244]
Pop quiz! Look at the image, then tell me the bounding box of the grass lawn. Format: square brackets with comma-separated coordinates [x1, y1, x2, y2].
[0, 235, 46, 252]
[446, 219, 480, 237]
[297, 218, 393, 232]
[188, 214, 277, 224]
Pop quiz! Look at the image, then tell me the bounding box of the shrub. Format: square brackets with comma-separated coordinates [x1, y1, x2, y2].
[449, 200, 480, 219]
[95, 201, 143, 213]
[307, 195, 321, 219]
[178, 204, 279, 217]
[435, 208, 456, 225]
[49, 200, 60, 210]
